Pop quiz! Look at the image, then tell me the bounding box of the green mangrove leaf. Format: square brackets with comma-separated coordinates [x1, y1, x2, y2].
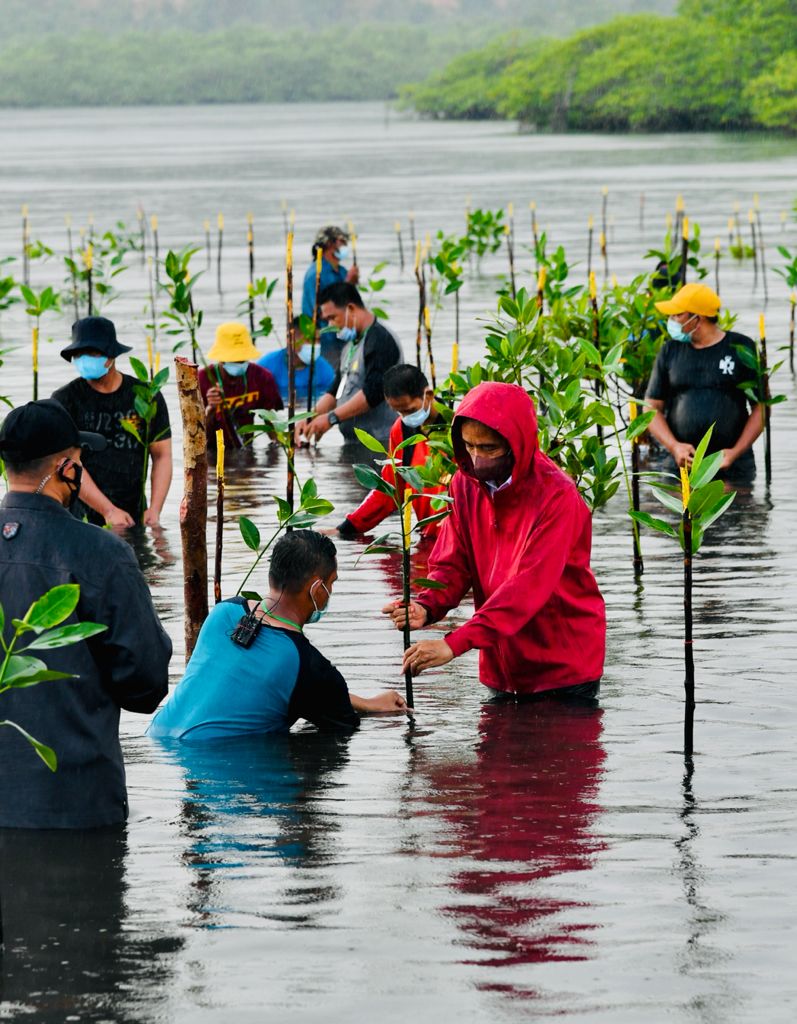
[0, 720, 57, 771]
[689, 426, 714, 480]
[690, 449, 723, 490]
[651, 486, 684, 516]
[629, 509, 677, 538]
[129, 356, 150, 383]
[238, 516, 261, 552]
[354, 428, 387, 454]
[412, 577, 446, 590]
[27, 584, 80, 630]
[626, 410, 656, 442]
[24, 623, 107, 650]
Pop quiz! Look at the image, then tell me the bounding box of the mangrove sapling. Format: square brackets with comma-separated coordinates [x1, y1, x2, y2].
[732, 316, 787, 488]
[356, 261, 390, 322]
[285, 231, 297, 521]
[352, 426, 453, 710]
[119, 357, 171, 520]
[395, 221, 405, 273]
[431, 235, 465, 370]
[235, 478, 334, 602]
[19, 283, 60, 401]
[244, 275, 279, 345]
[214, 430, 225, 605]
[629, 426, 737, 757]
[160, 247, 204, 360]
[414, 241, 426, 369]
[151, 215, 160, 286]
[773, 246, 797, 371]
[1, 583, 108, 771]
[246, 213, 256, 335]
[461, 208, 505, 270]
[216, 213, 224, 296]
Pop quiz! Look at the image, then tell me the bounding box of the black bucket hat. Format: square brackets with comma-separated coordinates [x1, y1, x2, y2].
[60, 316, 132, 361]
[0, 399, 107, 462]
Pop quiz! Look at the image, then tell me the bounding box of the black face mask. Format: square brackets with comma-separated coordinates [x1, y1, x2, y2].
[57, 460, 84, 512]
[470, 452, 514, 484]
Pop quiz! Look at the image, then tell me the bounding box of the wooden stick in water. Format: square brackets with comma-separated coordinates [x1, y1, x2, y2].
[21, 204, 29, 287]
[175, 356, 209, 661]
[137, 206, 146, 264]
[714, 238, 721, 295]
[151, 214, 160, 286]
[66, 214, 80, 320]
[423, 305, 436, 390]
[408, 210, 416, 247]
[681, 465, 694, 758]
[536, 265, 546, 311]
[759, 314, 771, 485]
[754, 199, 768, 304]
[307, 246, 323, 413]
[286, 231, 296, 524]
[586, 215, 594, 282]
[214, 429, 225, 605]
[679, 216, 690, 285]
[247, 212, 255, 336]
[748, 210, 759, 291]
[216, 212, 224, 295]
[84, 244, 94, 317]
[401, 500, 414, 711]
[414, 241, 425, 370]
[629, 400, 643, 575]
[589, 271, 603, 443]
[395, 221, 405, 272]
[32, 326, 38, 402]
[789, 291, 795, 374]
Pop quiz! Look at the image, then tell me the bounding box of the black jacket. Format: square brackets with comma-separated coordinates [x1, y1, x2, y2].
[0, 492, 171, 828]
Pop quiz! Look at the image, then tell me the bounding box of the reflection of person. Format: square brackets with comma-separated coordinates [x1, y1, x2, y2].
[199, 322, 282, 447]
[0, 399, 171, 828]
[299, 283, 401, 449]
[418, 699, 605, 970]
[334, 365, 447, 539]
[384, 382, 605, 696]
[646, 283, 763, 477]
[149, 531, 408, 742]
[257, 318, 335, 407]
[53, 316, 172, 528]
[302, 225, 360, 369]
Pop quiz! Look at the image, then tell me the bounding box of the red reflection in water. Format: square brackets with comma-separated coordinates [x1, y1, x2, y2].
[421, 699, 605, 975]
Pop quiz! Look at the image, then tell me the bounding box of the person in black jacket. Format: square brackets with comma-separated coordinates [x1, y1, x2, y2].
[0, 399, 172, 829]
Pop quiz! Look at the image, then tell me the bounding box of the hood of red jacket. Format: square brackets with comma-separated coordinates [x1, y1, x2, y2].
[451, 382, 539, 482]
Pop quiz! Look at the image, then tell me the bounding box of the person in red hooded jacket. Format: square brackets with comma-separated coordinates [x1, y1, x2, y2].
[383, 381, 605, 697]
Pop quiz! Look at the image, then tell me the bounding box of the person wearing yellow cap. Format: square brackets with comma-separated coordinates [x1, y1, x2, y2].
[199, 322, 283, 447]
[645, 284, 763, 477]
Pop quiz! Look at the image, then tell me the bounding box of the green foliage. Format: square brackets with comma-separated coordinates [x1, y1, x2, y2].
[120, 359, 170, 519]
[240, 276, 278, 341]
[774, 246, 797, 289]
[1, 584, 108, 771]
[160, 247, 203, 354]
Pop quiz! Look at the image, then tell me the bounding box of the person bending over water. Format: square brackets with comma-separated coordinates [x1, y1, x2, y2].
[383, 382, 606, 698]
[150, 531, 409, 742]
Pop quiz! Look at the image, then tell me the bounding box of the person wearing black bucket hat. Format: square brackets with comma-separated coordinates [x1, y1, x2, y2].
[0, 399, 171, 828]
[52, 317, 173, 528]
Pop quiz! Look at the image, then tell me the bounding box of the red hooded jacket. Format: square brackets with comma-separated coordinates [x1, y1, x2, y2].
[416, 382, 606, 695]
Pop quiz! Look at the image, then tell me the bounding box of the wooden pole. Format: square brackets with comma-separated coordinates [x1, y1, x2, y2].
[65, 214, 79, 320]
[151, 214, 160, 287]
[759, 314, 771, 485]
[749, 210, 759, 291]
[600, 229, 608, 283]
[589, 272, 603, 444]
[530, 201, 539, 258]
[32, 326, 38, 401]
[286, 231, 296, 523]
[247, 212, 255, 336]
[629, 400, 643, 574]
[175, 357, 209, 661]
[395, 221, 405, 272]
[505, 203, 516, 299]
[679, 216, 690, 285]
[137, 206, 146, 264]
[214, 429, 225, 605]
[600, 186, 608, 280]
[307, 246, 323, 412]
[408, 210, 416, 247]
[216, 212, 224, 296]
[714, 238, 721, 295]
[754, 200, 768, 304]
[423, 305, 436, 390]
[586, 215, 593, 283]
[84, 244, 94, 316]
[414, 241, 425, 370]
[681, 464, 695, 758]
[280, 199, 289, 241]
[789, 291, 795, 374]
[21, 204, 29, 287]
[536, 265, 546, 311]
[401, 501, 415, 710]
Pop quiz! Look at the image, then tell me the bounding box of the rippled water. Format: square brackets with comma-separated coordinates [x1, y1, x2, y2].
[1, 103, 797, 1022]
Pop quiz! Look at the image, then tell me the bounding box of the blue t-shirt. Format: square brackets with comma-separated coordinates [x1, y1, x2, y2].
[256, 349, 336, 406]
[148, 598, 359, 742]
[302, 257, 348, 363]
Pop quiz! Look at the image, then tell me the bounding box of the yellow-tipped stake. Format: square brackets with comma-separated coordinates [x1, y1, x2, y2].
[601, 186, 608, 241]
[203, 218, 211, 268]
[21, 203, 30, 285]
[530, 200, 539, 253]
[146, 335, 154, 379]
[586, 214, 594, 280]
[789, 291, 796, 373]
[400, 496, 415, 710]
[150, 213, 160, 284]
[285, 230, 297, 518]
[394, 220, 405, 272]
[451, 341, 459, 375]
[504, 220, 516, 299]
[408, 209, 416, 246]
[754, 200, 769, 303]
[753, 192, 760, 211]
[536, 265, 546, 309]
[679, 215, 690, 285]
[759, 313, 772, 484]
[414, 239, 421, 275]
[216, 212, 224, 294]
[83, 243, 94, 315]
[247, 213, 256, 334]
[727, 215, 735, 248]
[714, 237, 722, 293]
[589, 270, 597, 302]
[32, 326, 39, 401]
[680, 465, 691, 511]
[682, 216, 690, 241]
[402, 500, 412, 550]
[611, 273, 619, 289]
[306, 245, 324, 412]
[676, 194, 685, 213]
[154, 351, 161, 374]
[781, 211, 788, 231]
[748, 209, 759, 289]
[213, 428, 226, 605]
[423, 304, 436, 389]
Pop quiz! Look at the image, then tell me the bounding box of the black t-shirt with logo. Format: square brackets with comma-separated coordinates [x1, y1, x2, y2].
[645, 331, 758, 455]
[52, 374, 171, 524]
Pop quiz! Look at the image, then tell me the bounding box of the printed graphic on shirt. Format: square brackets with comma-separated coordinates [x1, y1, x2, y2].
[719, 355, 735, 375]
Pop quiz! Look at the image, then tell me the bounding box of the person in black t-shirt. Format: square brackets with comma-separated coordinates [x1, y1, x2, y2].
[297, 282, 402, 449]
[645, 284, 763, 477]
[52, 317, 172, 527]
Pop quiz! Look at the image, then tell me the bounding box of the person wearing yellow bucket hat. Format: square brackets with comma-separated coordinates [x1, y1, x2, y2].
[644, 284, 763, 477]
[198, 322, 282, 447]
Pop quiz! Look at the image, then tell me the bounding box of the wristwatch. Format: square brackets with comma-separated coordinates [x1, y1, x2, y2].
[327, 411, 340, 426]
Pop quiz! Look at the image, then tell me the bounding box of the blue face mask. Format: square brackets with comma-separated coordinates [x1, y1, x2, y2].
[667, 315, 697, 343]
[298, 344, 315, 364]
[307, 580, 331, 624]
[73, 354, 110, 381]
[401, 398, 431, 428]
[337, 246, 351, 262]
[223, 361, 248, 377]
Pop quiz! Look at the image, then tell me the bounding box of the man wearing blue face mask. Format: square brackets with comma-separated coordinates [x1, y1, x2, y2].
[645, 284, 763, 478]
[302, 226, 360, 372]
[53, 316, 172, 528]
[257, 317, 336, 407]
[198, 322, 282, 448]
[148, 530, 408, 742]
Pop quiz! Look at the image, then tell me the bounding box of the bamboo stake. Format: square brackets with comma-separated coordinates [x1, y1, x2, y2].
[714, 238, 721, 295]
[21, 204, 29, 287]
[505, 221, 516, 299]
[451, 341, 459, 374]
[280, 199, 289, 241]
[600, 230, 608, 284]
[214, 429, 225, 605]
[789, 291, 795, 373]
[754, 199, 768, 304]
[586, 215, 594, 282]
[216, 212, 224, 295]
[733, 202, 742, 249]
[589, 271, 604, 444]
[286, 231, 296, 524]
[629, 400, 643, 574]
[348, 221, 358, 269]
[530, 201, 539, 268]
[423, 305, 436, 390]
[600, 186, 608, 253]
[408, 210, 416, 247]
[148, 255, 157, 349]
[727, 216, 735, 251]
[175, 357, 209, 661]
[536, 265, 546, 310]
[146, 335, 154, 381]
[748, 210, 759, 291]
[204, 218, 211, 270]
[307, 246, 323, 412]
[681, 465, 694, 758]
[151, 214, 160, 286]
[679, 216, 690, 286]
[137, 206, 146, 263]
[395, 221, 405, 272]
[65, 214, 79, 320]
[31, 326, 38, 401]
[759, 314, 771, 485]
[84, 244, 94, 316]
[675, 194, 685, 247]
[414, 241, 425, 370]
[401, 500, 415, 710]
[247, 212, 255, 335]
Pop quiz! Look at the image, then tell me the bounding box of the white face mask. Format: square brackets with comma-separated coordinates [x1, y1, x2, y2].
[298, 344, 315, 364]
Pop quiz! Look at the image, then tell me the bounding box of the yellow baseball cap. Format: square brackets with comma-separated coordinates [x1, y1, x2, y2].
[207, 322, 261, 363]
[655, 283, 721, 318]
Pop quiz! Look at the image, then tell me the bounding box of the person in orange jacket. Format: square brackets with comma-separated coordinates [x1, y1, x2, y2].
[333, 365, 448, 540]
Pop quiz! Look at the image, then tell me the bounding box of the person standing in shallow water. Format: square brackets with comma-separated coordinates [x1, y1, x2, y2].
[383, 381, 606, 697]
[302, 225, 360, 371]
[52, 316, 172, 528]
[645, 283, 763, 479]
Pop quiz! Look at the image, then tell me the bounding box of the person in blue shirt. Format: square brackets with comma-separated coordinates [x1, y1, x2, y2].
[302, 225, 360, 370]
[148, 530, 409, 743]
[257, 318, 336, 408]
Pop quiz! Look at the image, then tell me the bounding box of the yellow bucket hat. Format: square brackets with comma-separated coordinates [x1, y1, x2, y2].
[655, 283, 721, 318]
[207, 322, 261, 363]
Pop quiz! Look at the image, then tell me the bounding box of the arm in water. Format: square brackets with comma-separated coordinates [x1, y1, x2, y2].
[143, 438, 172, 527]
[77, 469, 135, 528]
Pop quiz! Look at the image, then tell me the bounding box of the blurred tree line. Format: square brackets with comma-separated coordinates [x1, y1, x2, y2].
[403, 0, 797, 132]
